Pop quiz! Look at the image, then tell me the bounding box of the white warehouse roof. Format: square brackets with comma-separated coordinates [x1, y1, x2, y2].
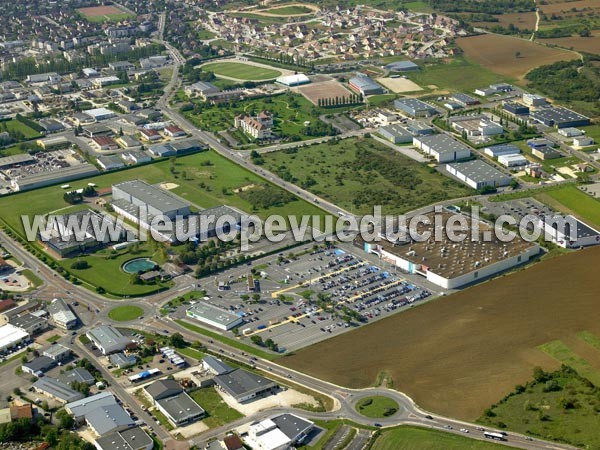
[276, 73, 310, 86]
[0, 324, 29, 350]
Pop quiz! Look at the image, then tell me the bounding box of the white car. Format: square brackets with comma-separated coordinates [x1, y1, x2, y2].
[459, 428, 469, 433]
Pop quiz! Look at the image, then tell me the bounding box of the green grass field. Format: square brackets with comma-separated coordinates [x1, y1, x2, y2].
[189, 387, 243, 428]
[261, 5, 314, 15]
[576, 331, 600, 352]
[372, 425, 509, 449]
[185, 93, 335, 142]
[202, 61, 281, 81]
[540, 185, 600, 229]
[538, 339, 600, 386]
[0, 119, 41, 140]
[355, 396, 399, 418]
[262, 137, 472, 214]
[478, 365, 600, 448]
[406, 57, 511, 92]
[108, 305, 144, 321]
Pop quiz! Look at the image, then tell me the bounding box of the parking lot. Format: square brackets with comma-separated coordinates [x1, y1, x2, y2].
[171, 244, 440, 352]
[481, 197, 557, 223]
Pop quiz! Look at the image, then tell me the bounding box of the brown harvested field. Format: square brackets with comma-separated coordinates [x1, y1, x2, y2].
[473, 12, 537, 30]
[297, 80, 354, 105]
[77, 5, 124, 17]
[539, 0, 600, 15]
[540, 32, 600, 54]
[456, 34, 579, 79]
[281, 246, 600, 420]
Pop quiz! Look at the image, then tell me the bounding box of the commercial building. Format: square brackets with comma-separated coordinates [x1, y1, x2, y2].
[498, 154, 528, 167]
[530, 106, 591, 129]
[60, 368, 95, 386]
[451, 93, 479, 107]
[43, 343, 72, 362]
[522, 93, 547, 107]
[484, 144, 520, 158]
[450, 116, 503, 137]
[86, 326, 131, 355]
[573, 136, 594, 147]
[33, 377, 84, 403]
[361, 211, 540, 289]
[10, 164, 99, 192]
[84, 108, 117, 122]
[145, 379, 205, 427]
[0, 301, 41, 324]
[394, 98, 438, 118]
[109, 352, 137, 369]
[406, 120, 434, 136]
[502, 102, 529, 115]
[92, 136, 120, 151]
[22, 356, 56, 376]
[86, 403, 135, 436]
[214, 368, 277, 403]
[9, 313, 48, 335]
[558, 127, 584, 138]
[92, 76, 121, 88]
[97, 155, 125, 170]
[275, 74, 310, 87]
[446, 160, 512, 190]
[532, 146, 561, 160]
[186, 303, 243, 331]
[540, 215, 600, 249]
[244, 414, 314, 450]
[37, 136, 71, 150]
[66, 392, 118, 422]
[271, 413, 314, 445]
[413, 134, 471, 163]
[95, 426, 153, 450]
[385, 60, 419, 72]
[377, 124, 412, 144]
[348, 76, 385, 96]
[202, 356, 233, 376]
[47, 298, 78, 330]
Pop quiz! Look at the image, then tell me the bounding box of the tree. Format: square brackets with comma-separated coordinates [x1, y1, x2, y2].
[169, 332, 186, 348]
[71, 260, 90, 270]
[56, 409, 74, 429]
[515, 51, 521, 58]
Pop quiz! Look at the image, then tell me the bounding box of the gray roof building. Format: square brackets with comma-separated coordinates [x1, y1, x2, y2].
[0, 154, 35, 170]
[22, 356, 56, 376]
[451, 93, 479, 106]
[86, 326, 131, 355]
[66, 392, 118, 421]
[413, 134, 472, 163]
[202, 356, 233, 375]
[42, 343, 72, 362]
[214, 368, 277, 403]
[385, 60, 419, 71]
[33, 377, 84, 403]
[484, 144, 521, 158]
[530, 106, 591, 128]
[109, 352, 137, 369]
[112, 179, 191, 219]
[394, 98, 438, 117]
[95, 426, 153, 450]
[377, 124, 413, 144]
[9, 313, 48, 334]
[145, 379, 183, 401]
[271, 413, 314, 444]
[86, 403, 135, 436]
[47, 298, 78, 329]
[348, 76, 385, 96]
[446, 160, 512, 190]
[60, 368, 95, 386]
[186, 303, 244, 331]
[155, 391, 205, 426]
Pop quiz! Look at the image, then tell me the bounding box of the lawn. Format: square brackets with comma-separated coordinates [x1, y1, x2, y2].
[108, 305, 144, 322]
[540, 185, 600, 229]
[538, 339, 600, 386]
[184, 92, 336, 142]
[0, 119, 41, 140]
[372, 425, 510, 450]
[405, 56, 511, 93]
[478, 365, 600, 449]
[46, 335, 61, 343]
[201, 62, 281, 81]
[189, 387, 243, 428]
[355, 396, 399, 418]
[261, 137, 472, 215]
[175, 319, 279, 360]
[177, 346, 206, 360]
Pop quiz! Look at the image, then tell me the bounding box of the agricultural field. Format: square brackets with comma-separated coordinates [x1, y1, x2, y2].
[372, 425, 510, 450]
[184, 93, 337, 142]
[472, 12, 537, 31]
[202, 61, 281, 81]
[256, 3, 318, 16]
[108, 305, 144, 322]
[404, 57, 510, 93]
[456, 35, 579, 79]
[478, 365, 600, 448]
[261, 137, 472, 215]
[281, 245, 600, 420]
[77, 5, 134, 22]
[538, 31, 600, 55]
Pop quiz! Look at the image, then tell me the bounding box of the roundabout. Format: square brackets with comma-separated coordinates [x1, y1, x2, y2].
[107, 305, 145, 322]
[354, 395, 400, 419]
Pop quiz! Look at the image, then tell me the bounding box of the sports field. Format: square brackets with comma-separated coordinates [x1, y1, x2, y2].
[297, 80, 354, 106]
[108, 305, 144, 322]
[77, 5, 134, 22]
[377, 77, 423, 93]
[281, 246, 600, 420]
[456, 35, 579, 79]
[202, 62, 281, 81]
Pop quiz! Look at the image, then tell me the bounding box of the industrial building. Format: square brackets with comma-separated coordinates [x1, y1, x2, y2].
[43, 343, 72, 362]
[522, 93, 547, 107]
[214, 368, 277, 403]
[532, 146, 561, 160]
[558, 127, 584, 138]
[413, 134, 472, 163]
[451, 93, 479, 107]
[9, 313, 48, 335]
[394, 98, 438, 118]
[348, 76, 385, 96]
[184, 80, 220, 97]
[361, 211, 540, 289]
[202, 356, 233, 375]
[109, 352, 137, 369]
[385, 60, 419, 72]
[244, 414, 314, 450]
[573, 136, 594, 147]
[145, 379, 205, 427]
[86, 326, 131, 355]
[36, 136, 71, 150]
[446, 160, 512, 190]
[97, 155, 125, 170]
[530, 106, 591, 129]
[84, 107, 117, 122]
[406, 120, 434, 136]
[498, 154, 528, 167]
[47, 298, 78, 329]
[450, 115, 503, 137]
[95, 426, 153, 450]
[66, 392, 118, 421]
[377, 124, 412, 144]
[484, 144, 520, 158]
[59, 368, 95, 386]
[0, 323, 29, 352]
[0, 154, 36, 170]
[22, 356, 55, 376]
[275, 73, 310, 87]
[10, 163, 99, 192]
[32, 377, 84, 403]
[186, 303, 243, 331]
[502, 102, 529, 115]
[540, 215, 600, 248]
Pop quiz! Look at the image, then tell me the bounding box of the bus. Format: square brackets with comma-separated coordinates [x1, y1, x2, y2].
[483, 431, 506, 441]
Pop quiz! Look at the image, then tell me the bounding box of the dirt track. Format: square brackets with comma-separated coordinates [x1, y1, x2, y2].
[281, 246, 600, 420]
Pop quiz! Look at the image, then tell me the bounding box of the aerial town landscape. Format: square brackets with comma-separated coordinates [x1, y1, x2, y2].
[0, 0, 599, 449]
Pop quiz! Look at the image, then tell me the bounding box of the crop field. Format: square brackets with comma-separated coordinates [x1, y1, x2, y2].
[539, 32, 600, 55]
[201, 61, 281, 81]
[281, 246, 600, 420]
[472, 12, 537, 31]
[456, 35, 579, 79]
[261, 137, 472, 215]
[372, 426, 509, 450]
[77, 5, 133, 22]
[297, 80, 354, 105]
[539, 0, 600, 16]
